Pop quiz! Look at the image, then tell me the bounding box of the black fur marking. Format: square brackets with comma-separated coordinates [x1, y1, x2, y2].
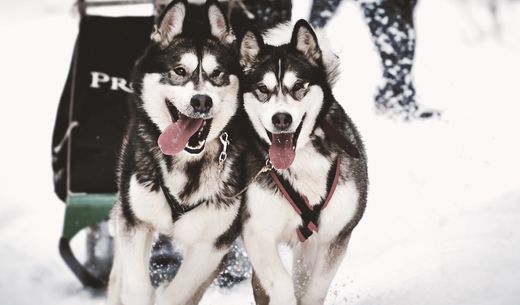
[310, 130, 330, 157]
[178, 160, 203, 201]
[161, 183, 205, 222]
[118, 135, 137, 227]
[214, 195, 247, 250]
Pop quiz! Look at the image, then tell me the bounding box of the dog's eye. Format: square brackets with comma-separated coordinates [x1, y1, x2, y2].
[293, 81, 304, 92]
[257, 84, 269, 94]
[254, 84, 270, 102]
[292, 81, 309, 100]
[210, 69, 222, 78]
[173, 67, 187, 77]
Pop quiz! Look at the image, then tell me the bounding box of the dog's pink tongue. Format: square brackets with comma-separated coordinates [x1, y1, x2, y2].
[269, 133, 296, 170]
[158, 116, 203, 155]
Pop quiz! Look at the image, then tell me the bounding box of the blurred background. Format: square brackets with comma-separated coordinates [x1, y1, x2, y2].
[0, 0, 519, 304]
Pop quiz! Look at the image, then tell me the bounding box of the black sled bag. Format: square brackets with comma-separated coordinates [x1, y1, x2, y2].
[52, 15, 153, 201]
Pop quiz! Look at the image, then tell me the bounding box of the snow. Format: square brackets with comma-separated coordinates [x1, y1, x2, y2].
[0, 0, 519, 304]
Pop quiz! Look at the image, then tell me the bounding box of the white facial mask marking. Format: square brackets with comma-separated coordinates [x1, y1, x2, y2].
[277, 58, 282, 84]
[283, 71, 297, 89]
[202, 54, 218, 75]
[180, 53, 198, 73]
[263, 73, 277, 91]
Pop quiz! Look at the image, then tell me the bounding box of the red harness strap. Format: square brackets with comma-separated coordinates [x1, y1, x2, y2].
[269, 156, 342, 242]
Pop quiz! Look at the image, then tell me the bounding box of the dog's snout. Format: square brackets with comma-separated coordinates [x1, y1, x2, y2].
[272, 113, 292, 130]
[190, 94, 213, 114]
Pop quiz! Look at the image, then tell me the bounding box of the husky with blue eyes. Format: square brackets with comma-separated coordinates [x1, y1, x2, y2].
[107, 1, 248, 305]
[238, 21, 368, 305]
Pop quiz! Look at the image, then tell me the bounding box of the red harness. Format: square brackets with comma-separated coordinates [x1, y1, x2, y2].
[267, 117, 360, 242]
[268, 156, 342, 242]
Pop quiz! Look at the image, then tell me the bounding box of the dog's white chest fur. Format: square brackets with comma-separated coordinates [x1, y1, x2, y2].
[128, 143, 239, 246]
[129, 175, 175, 233]
[282, 146, 331, 205]
[246, 145, 359, 244]
[129, 174, 239, 246]
[172, 203, 238, 247]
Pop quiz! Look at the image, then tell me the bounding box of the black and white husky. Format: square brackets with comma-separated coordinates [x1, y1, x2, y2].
[107, 1, 247, 304]
[237, 21, 368, 305]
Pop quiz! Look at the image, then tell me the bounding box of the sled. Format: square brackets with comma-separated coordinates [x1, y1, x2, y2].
[52, 0, 157, 288]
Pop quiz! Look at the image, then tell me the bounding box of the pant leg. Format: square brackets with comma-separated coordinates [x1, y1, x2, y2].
[310, 0, 345, 28]
[231, 0, 292, 33]
[361, 0, 420, 115]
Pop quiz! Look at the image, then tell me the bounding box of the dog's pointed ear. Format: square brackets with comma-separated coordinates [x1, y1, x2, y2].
[207, 0, 235, 44]
[151, 0, 187, 49]
[290, 19, 321, 65]
[239, 28, 263, 70]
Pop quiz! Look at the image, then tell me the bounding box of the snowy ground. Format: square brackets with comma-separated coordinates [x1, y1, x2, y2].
[1, 0, 519, 304]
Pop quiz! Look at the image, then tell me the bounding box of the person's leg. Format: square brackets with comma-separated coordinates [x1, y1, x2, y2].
[231, 0, 292, 33]
[361, 0, 439, 120]
[212, 242, 251, 288]
[310, 0, 345, 28]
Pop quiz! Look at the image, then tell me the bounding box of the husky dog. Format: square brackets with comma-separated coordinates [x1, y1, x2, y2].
[107, 1, 247, 305]
[238, 20, 368, 305]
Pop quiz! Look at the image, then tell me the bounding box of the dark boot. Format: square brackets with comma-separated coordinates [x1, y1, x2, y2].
[361, 0, 440, 120]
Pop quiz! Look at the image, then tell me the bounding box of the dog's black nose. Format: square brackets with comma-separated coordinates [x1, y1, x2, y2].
[272, 113, 292, 130]
[190, 94, 213, 114]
